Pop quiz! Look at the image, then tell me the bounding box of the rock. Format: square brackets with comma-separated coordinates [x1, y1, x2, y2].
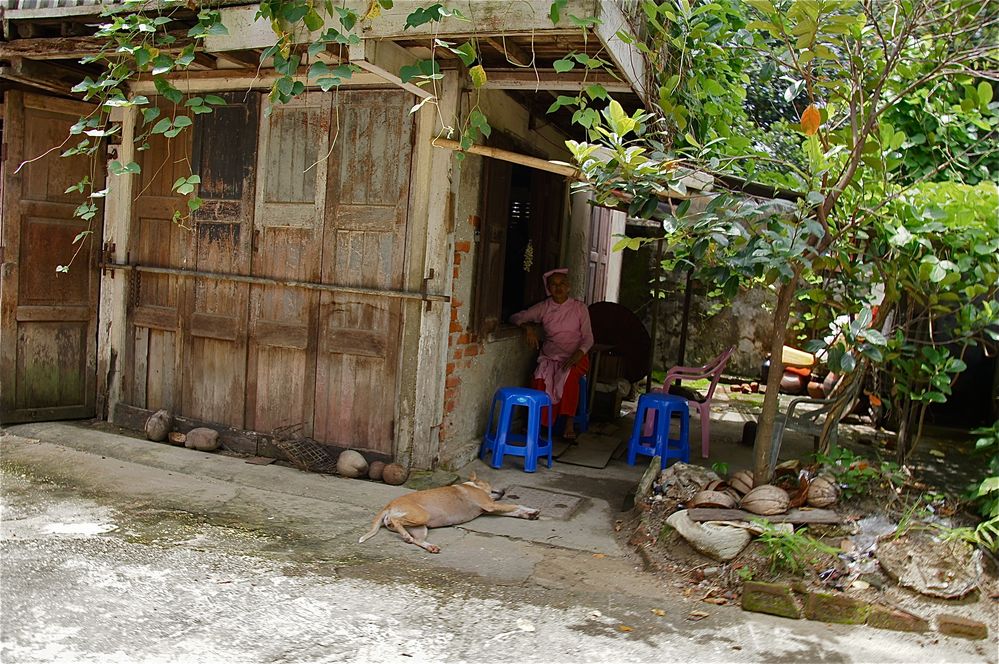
[866, 605, 929, 633]
[336, 450, 368, 478]
[665, 510, 751, 562]
[144, 409, 172, 442]
[368, 460, 386, 481]
[804, 592, 871, 625]
[167, 432, 187, 446]
[876, 533, 983, 599]
[935, 614, 988, 640]
[741, 582, 801, 619]
[382, 463, 408, 486]
[184, 427, 220, 452]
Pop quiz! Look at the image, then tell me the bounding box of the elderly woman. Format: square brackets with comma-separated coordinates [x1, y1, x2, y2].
[510, 268, 593, 441]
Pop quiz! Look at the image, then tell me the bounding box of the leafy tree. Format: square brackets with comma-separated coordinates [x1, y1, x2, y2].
[568, 0, 999, 482]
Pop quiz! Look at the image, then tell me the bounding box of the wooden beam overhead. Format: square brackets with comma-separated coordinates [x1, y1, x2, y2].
[482, 69, 631, 93]
[213, 50, 263, 70]
[0, 57, 86, 96]
[0, 29, 193, 60]
[348, 39, 434, 100]
[205, 1, 597, 50]
[482, 36, 531, 68]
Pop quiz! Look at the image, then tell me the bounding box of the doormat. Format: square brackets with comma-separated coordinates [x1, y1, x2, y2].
[501, 486, 584, 520]
[555, 433, 623, 469]
[551, 440, 571, 458]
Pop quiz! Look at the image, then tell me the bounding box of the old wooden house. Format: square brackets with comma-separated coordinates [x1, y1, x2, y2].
[0, 0, 647, 470]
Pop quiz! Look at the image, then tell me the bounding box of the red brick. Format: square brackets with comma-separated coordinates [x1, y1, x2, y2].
[453, 253, 461, 266]
[453, 348, 463, 360]
[451, 307, 458, 321]
[936, 614, 988, 640]
[866, 605, 928, 633]
[458, 334, 470, 345]
[449, 321, 462, 333]
[465, 345, 480, 357]
[453, 266, 459, 279]
[444, 399, 456, 413]
[468, 214, 480, 228]
[451, 298, 463, 309]
[804, 592, 870, 625]
[446, 362, 456, 374]
[445, 375, 461, 389]
[455, 240, 471, 253]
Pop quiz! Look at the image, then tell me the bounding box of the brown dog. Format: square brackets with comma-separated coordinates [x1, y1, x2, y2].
[358, 473, 540, 553]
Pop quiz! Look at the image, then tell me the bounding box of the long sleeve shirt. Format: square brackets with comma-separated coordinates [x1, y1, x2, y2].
[510, 298, 593, 403]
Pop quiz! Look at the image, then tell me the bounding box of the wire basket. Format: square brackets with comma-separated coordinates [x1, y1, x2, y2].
[270, 424, 338, 474]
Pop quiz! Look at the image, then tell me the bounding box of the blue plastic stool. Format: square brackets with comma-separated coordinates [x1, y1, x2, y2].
[480, 387, 554, 472]
[626, 392, 690, 468]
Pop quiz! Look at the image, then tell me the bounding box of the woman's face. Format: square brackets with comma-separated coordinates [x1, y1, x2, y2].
[547, 273, 570, 303]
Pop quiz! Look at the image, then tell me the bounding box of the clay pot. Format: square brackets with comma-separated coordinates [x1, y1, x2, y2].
[729, 469, 754, 496]
[740, 485, 790, 515]
[806, 475, 839, 508]
[382, 463, 408, 486]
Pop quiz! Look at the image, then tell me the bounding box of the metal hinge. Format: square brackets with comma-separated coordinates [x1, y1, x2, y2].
[422, 268, 435, 311]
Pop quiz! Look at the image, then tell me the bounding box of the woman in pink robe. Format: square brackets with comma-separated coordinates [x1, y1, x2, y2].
[510, 269, 594, 440]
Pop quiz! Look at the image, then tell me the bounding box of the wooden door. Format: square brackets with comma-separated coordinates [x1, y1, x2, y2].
[127, 107, 194, 412]
[314, 90, 414, 454]
[246, 94, 329, 436]
[0, 92, 102, 423]
[180, 94, 256, 428]
[586, 206, 612, 304]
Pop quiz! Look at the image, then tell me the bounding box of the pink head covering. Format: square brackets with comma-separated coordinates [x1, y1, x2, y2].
[543, 268, 569, 295]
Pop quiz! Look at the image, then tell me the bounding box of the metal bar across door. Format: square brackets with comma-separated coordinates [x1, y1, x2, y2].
[101, 263, 449, 303]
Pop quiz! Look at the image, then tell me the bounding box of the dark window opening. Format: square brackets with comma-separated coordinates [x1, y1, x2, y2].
[474, 159, 565, 335]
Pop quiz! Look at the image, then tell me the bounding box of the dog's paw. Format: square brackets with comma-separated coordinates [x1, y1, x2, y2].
[426, 544, 441, 554]
[526, 509, 541, 520]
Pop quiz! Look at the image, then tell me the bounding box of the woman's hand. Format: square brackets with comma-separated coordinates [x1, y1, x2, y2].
[562, 349, 584, 369]
[524, 325, 541, 350]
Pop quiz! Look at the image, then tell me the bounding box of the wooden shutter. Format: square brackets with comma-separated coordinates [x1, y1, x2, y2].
[473, 158, 512, 334]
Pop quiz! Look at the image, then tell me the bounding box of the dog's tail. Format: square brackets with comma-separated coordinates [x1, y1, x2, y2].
[358, 508, 389, 544]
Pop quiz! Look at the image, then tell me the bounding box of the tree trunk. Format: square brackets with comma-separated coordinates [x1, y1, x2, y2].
[753, 273, 801, 484]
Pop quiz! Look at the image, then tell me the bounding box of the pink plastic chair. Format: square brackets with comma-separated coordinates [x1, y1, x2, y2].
[642, 347, 734, 458]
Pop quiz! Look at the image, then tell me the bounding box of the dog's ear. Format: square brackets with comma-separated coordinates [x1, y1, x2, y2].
[468, 471, 478, 482]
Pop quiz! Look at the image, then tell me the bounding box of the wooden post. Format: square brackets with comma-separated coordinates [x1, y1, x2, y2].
[96, 107, 136, 421]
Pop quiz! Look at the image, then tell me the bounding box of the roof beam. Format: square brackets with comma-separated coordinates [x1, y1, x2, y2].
[0, 29, 192, 60]
[205, 1, 597, 50]
[348, 39, 433, 100]
[594, 2, 647, 103]
[482, 70, 632, 93]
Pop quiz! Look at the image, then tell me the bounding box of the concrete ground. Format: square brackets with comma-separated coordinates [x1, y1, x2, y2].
[1, 411, 993, 663]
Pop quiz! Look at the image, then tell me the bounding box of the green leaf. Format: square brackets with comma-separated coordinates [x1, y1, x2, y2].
[979, 81, 994, 106]
[151, 117, 172, 134]
[469, 64, 487, 89]
[553, 57, 575, 73]
[204, 95, 226, 106]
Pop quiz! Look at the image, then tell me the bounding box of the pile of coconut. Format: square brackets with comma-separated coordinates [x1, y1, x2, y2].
[645, 462, 839, 562]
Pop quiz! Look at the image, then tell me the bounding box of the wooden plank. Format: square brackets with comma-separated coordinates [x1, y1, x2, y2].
[0, 29, 193, 60]
[482, 69, 632, 93]
[406, 70, 461, 469]
[132, 305, 178, 331]
[133, 326, 149, 408]
[205, 2, 595, 51]
[594, 2, 647, 103]
[348, 39, 434, 100]
[686, 508, 842, 525]
[432, 138, 580, 178]
[15, 305, 90, 322]
[97, 106, 136, 419]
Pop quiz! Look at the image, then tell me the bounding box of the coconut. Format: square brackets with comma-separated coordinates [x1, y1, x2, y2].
[806, 475, 839, 508]
[740, 484, 790, 515]
[368, 460, 386, 481]
[729, 469, 754, 496]
[145, 409, 172, 442]
[382, 463, 408, 486]
[337, 450, 369, 478]
[688, 490, 738, 509]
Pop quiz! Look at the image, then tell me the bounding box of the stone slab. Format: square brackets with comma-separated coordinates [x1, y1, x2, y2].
[936, 614, 988, 640]
[866, 605, 929, 633]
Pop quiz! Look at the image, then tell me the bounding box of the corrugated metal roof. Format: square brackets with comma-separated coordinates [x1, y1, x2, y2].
[1, 0, 113, 9]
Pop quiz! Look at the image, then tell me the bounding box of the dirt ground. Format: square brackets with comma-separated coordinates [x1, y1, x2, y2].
[614, 384, 999, 637]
